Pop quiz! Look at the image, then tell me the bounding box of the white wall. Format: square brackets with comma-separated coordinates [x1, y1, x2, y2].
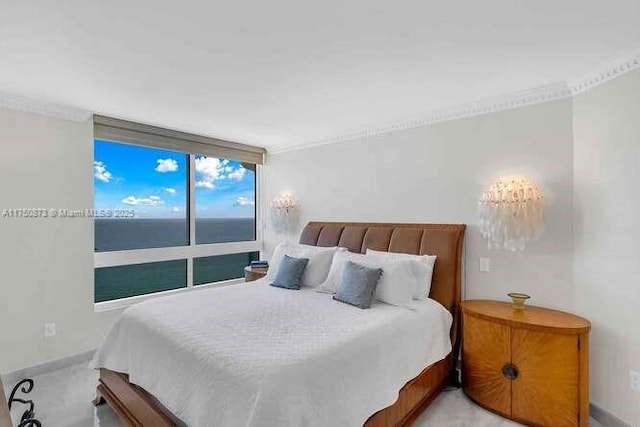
[0, 107, 121, 374]
[573, 69, 640, 425]
[264, 99, 575, 311]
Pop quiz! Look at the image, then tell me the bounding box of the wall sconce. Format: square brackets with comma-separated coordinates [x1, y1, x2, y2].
[478, 177, 544, 251]
[270, 192, 298, 237]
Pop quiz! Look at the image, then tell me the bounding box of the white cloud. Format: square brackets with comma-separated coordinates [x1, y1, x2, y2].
[195, 180, 214, 189]
[195, 157, 225, 189]
[94, 161, 112, 183]
[164, 187, 176, 194]
[194, 157, 247, 189]
[227, 166, 246, 181]
[171, 207, 181, 213]
[155, 158, 178, 173]
[234, 196, 255, 207]
[122, 195, 164, 206]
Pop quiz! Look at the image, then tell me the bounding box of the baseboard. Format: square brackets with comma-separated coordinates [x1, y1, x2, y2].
[590, 403, 631, 427]
[1, 349, 95, 387]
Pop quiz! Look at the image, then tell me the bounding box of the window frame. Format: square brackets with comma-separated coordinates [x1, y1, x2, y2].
[93, 143, 263, 312]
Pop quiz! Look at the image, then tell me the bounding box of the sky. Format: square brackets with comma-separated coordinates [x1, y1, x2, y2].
[94, 140, 255, 219]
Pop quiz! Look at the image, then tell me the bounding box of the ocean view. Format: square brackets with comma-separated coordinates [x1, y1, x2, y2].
[95, 217, 255, 251]
[94, 218, 258, 302]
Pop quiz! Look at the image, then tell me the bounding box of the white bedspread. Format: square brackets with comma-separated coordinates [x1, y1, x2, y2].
[91, 280, 452, 427]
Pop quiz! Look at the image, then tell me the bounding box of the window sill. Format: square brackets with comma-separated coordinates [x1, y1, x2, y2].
[93, 277, 245, 313]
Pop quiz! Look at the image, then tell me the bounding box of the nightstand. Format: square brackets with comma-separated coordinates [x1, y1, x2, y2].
[461, 300, 590, 427]
[244, 266, 268, 282]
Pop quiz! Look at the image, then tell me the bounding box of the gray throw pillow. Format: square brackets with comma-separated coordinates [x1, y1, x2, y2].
[333, 261, 382, 309]
[270, 255, 309, 290]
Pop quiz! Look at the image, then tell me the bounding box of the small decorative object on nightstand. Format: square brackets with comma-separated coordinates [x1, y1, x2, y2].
[244, 266, 268, 282]
[461, 300, 590, 427]
[507, 292, 530, 309]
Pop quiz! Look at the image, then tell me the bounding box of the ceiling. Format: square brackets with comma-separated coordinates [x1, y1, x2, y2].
[1, 1, 639, 152]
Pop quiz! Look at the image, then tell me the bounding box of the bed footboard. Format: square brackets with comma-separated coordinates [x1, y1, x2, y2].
[95, 356, 451, 427]
[94, 368, 176, 427]
[365, 356, 452, 426]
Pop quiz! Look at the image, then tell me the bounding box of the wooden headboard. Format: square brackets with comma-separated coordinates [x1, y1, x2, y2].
[299, 222, 466, 352]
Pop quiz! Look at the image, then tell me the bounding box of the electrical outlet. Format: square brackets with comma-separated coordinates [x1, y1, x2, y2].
[44, 323, 56, 337]
[631, 370, 640, 393]
[479, 257, 491, 272]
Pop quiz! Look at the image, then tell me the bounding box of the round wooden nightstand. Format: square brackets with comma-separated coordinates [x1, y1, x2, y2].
[461, 300, 590, 427]
[244, 266, 268, 282]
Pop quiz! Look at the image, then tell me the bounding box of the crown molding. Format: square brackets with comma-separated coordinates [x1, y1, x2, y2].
[569, 46, 640, 95]
[270, 45, 640, 154]
[269, 82, 573, 154]
[0, 91, 91, 122]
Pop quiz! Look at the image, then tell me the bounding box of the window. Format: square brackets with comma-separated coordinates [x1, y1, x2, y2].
[193, 252, 259, 285]
[195, 155, 256, 244]
[95, 260, 187, 303]
[94, 141, 189, 252]
[93, 116, 264, 305]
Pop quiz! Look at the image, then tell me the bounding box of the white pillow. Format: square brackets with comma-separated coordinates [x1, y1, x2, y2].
[318, 250, 415, 306]
[316, 251, 367, 294]
[366, 249, 437, 300]
[267, 243, 340, 288]
[372, 259, 415, 306]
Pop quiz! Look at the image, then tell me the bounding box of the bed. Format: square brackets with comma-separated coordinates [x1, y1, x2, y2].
[92, 222, 466, 426]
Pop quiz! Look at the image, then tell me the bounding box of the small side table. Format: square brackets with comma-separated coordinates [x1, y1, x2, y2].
[244, 266, 268, 282]
[461, 300, 590, 426]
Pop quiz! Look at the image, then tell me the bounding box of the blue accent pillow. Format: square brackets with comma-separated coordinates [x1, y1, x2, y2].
[333, 261, 382, 309]
[270, 255, 309, 290]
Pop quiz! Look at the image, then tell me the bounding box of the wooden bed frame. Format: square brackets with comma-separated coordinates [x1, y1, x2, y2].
[94, 222, 466, 426]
